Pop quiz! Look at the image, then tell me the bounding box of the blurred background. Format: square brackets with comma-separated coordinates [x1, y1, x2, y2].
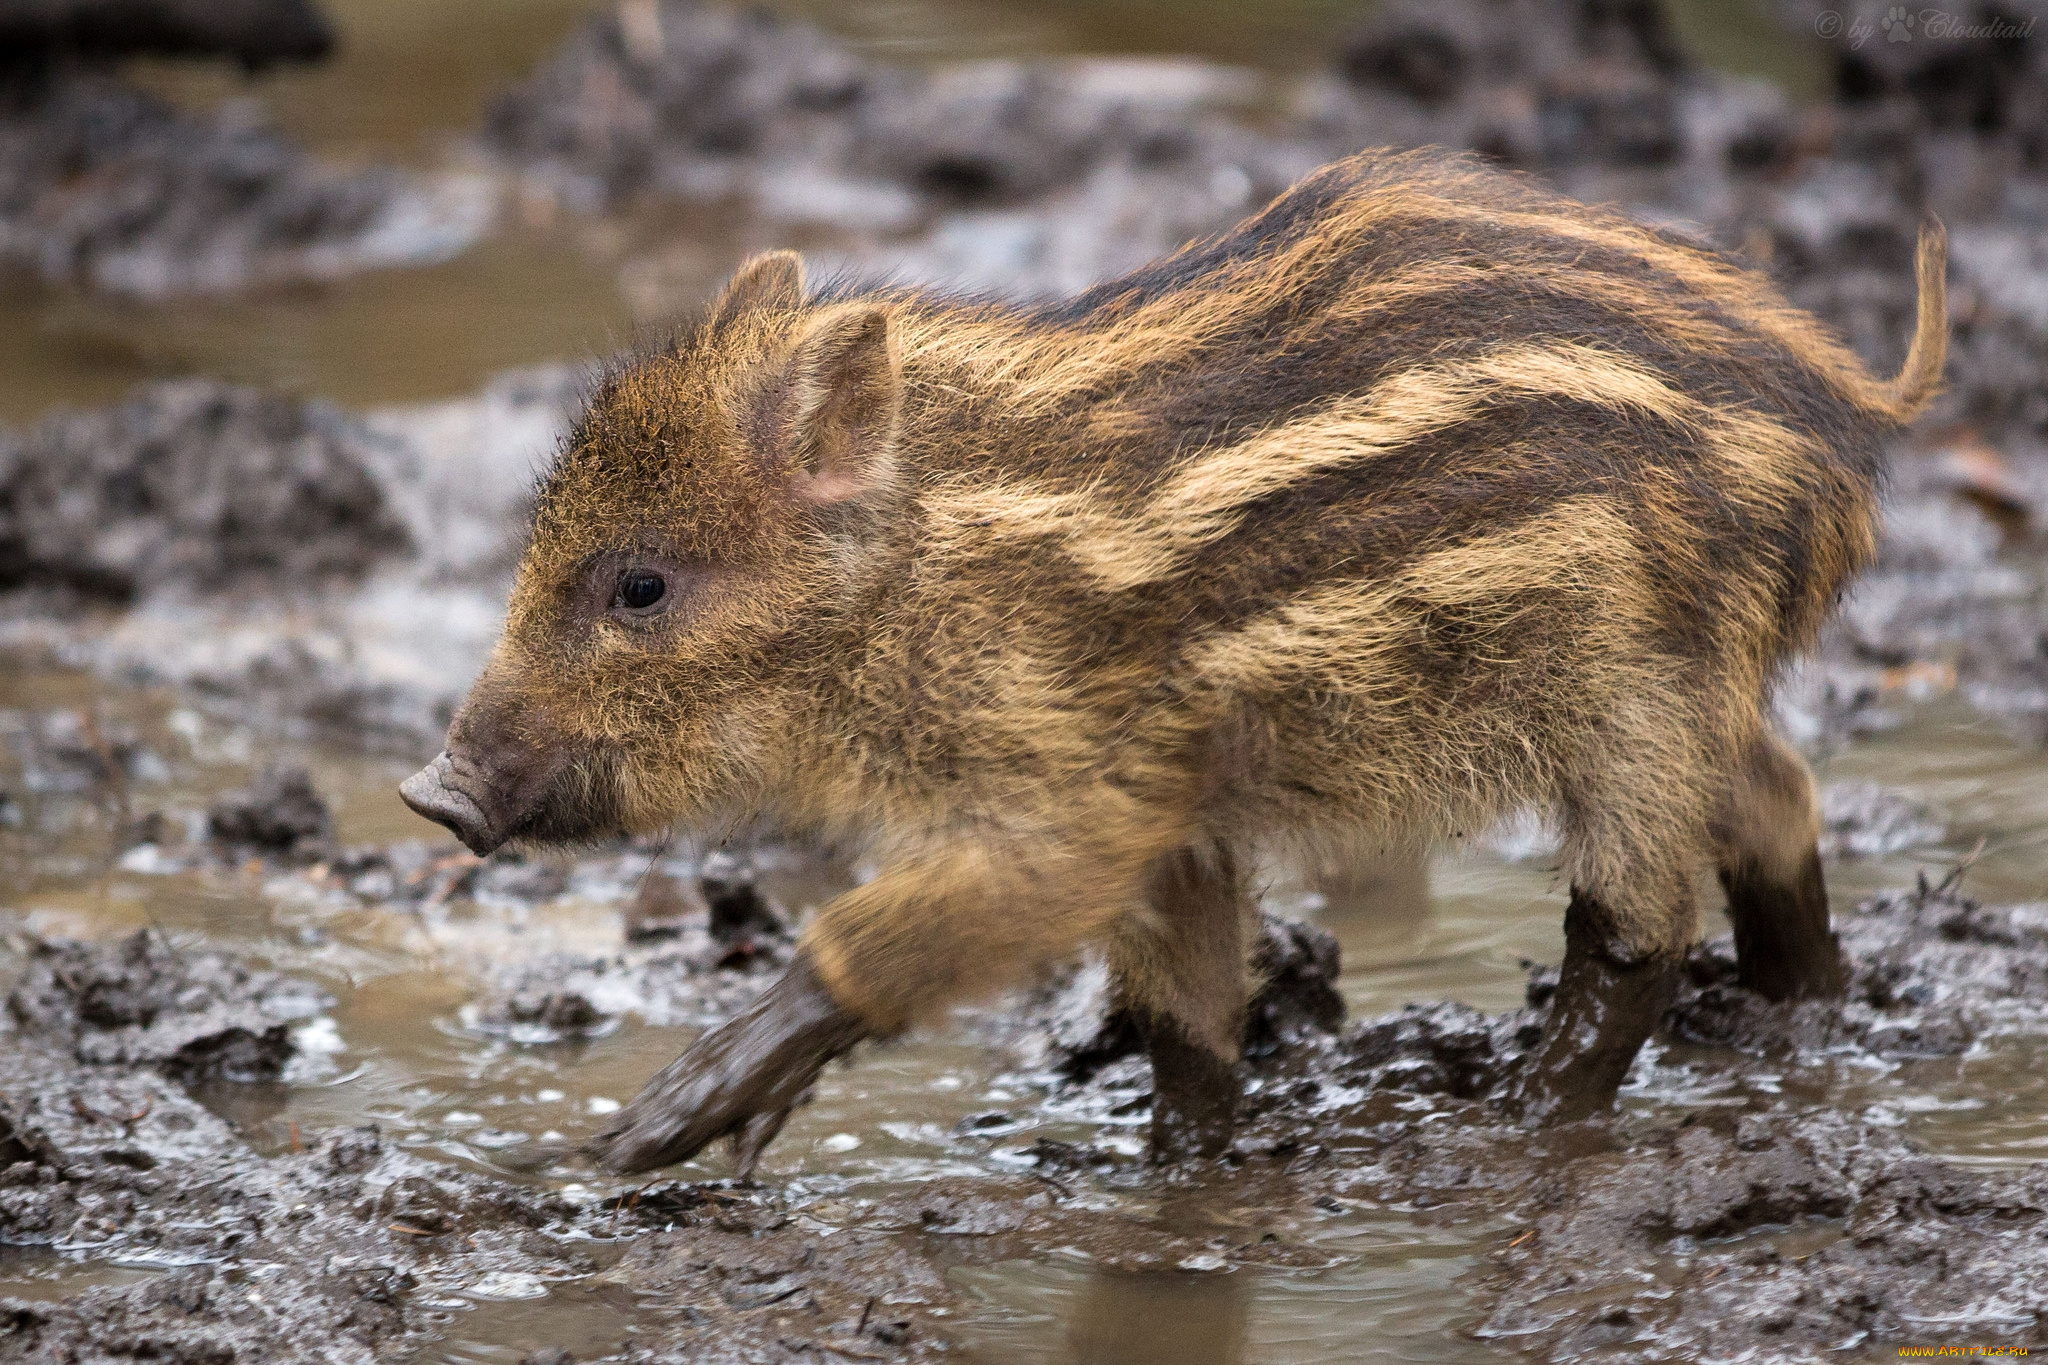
[2, 1, 2047, 1361]
[0, 0, 1835, 420]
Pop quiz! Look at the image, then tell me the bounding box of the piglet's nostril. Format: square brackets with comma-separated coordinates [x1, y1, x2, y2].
[399, 751, 501, 856]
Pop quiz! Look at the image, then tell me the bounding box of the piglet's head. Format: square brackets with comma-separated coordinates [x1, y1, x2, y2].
[401, 251, 902, 854]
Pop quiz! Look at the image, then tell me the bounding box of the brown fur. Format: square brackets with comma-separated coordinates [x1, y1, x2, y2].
[447, 149, 1943, 1068]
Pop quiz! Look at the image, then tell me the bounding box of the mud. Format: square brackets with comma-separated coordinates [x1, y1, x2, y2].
[205, 765, 334, 858]
[5, 719, 2048, 1359]
[6, 929, 321, 1080]
[483, 0, 1321, 295]
[0, 70, 491, 298]
[0, 380, 408, 605]
[0, 915, 962, 1362]
[0, 364, 579, 749]
[896, 870, 2048, 1359]
[0, 1090, 958, 1364]
[0, 0, 334, 71]
[0, 920, 963, 1362]
[484, 1, 1271, 216]
[0, 1044, 590, 1364]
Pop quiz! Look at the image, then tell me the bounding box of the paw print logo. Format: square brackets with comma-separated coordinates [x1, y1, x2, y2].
[1883, 5, 1916, 40]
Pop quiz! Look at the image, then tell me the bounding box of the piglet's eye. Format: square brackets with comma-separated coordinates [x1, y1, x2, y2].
[616, 570, 667, 612]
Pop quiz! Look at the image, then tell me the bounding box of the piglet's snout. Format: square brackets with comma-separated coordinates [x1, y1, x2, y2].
[399, 751, 503, 856]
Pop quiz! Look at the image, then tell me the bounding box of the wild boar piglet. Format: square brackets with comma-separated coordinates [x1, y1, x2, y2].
[402, 148, 1946, 1173]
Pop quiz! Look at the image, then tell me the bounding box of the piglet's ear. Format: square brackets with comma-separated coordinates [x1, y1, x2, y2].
[781, 306, 899, 505]
[707, 250, 805, 333]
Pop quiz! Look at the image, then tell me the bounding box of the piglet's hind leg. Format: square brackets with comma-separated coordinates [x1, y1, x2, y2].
[1715, 732, 1847, 1002]
[1113, 841, 1252, 1162]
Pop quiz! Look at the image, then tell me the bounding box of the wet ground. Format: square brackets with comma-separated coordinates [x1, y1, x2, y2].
[3, 0, 2048, 1360]
[6, 673, 2048, 1362]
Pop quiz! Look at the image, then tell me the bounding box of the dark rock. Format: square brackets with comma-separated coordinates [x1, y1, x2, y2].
[206, 764, 332, 854]
[0, 0, 334, 71]
[0, 381, 410, 603]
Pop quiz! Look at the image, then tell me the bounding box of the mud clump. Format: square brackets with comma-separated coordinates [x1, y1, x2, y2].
[623, 861, 788, 962]
[599, 1202, 953, 1362]
[0, 365, 582, 749]
[622, 868, 701, 942]
[5, 929, 322, 1081]
[486, 0, 1304, 295]
[699, 855, 790, 965]
[0, 380, 411, 604]
[1010, 913, 1347, 1085]
[484, 0, 1233, 214]
[471, 931, 796, 1040]
[1243, 912, 1347, 1056]
[1476, 1108, 2048, 1358]
[0, 70, 489, 297]
[1327, 998, 1530, 1100]
[206, 763, 333, 859]
[1332, 0, 1690, 169]
[1668, 875, 2048, 1058]
[472, 857, 799, 1038]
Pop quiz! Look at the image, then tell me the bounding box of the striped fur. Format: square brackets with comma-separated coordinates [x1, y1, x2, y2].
[457, 148, 1944, 1047]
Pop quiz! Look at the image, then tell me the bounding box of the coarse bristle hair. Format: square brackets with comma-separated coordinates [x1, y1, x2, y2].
[487, 147, 1942, 1042]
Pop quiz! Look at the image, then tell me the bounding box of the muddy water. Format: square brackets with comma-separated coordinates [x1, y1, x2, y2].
[0, 670, 1519, 1361]
[0, 2, 2003, 1360]
[8, 664, 2048, 1361]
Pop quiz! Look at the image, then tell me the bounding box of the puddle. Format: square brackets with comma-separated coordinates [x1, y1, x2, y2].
[950, 1237, 1482, 1365]
[0, 1251, 164, 1305]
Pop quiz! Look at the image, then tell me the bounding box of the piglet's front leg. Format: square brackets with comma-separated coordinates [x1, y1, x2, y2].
[586, 953, 866, 1176]
[590, 816, 1183, 1176]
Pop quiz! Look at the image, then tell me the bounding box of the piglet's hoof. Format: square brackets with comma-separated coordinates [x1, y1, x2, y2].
[586, 954, 867, 1175]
